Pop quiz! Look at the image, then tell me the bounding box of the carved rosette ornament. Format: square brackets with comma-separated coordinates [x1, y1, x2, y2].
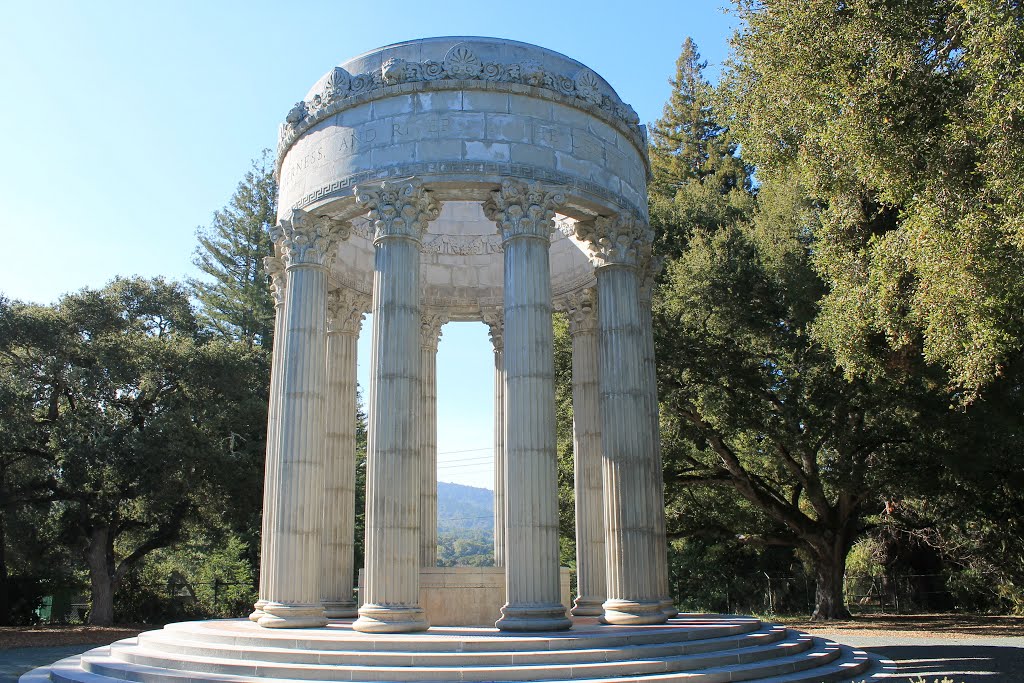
[326, 288, 370, 336]
[420, 310, 449, 349]
[483, 180, 566, 242]
[355, 179, 440, 243]
[270, 210, 352, 270]
[561, 287, 598, 335]
[264, 256, 287, 309]
[482, 308, 504, 351]
[574, 214, 653, 270]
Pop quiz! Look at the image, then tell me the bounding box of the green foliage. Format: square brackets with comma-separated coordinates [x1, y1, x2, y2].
[191, 152, 277, 347]
[0, 278, 267, 624]
[649, 38, 753, 259]
[724, 0, 1024, 394]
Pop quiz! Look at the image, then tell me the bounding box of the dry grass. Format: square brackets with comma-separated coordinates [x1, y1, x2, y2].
[0, 624, 150, 649]
[777, 613, 1024, 638]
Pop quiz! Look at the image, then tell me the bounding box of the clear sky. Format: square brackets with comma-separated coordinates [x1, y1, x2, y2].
[0, 1, 738, 488]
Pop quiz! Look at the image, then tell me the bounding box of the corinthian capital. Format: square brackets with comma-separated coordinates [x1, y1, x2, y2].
[573, 214, 653, 270]
[270, 209, 352, 269]
[481, 308, 504, 351]
[326, 288, 371, 336]
[483, 180, 565, 242]
[420, 309, 449, 349]
[355, 179, 440, 243]
[264, 256, 287, 309]
[560, 287, 597, 335]
[638, 253, 664, 305]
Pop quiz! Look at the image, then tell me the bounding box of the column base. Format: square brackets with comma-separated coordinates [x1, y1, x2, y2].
[571, 595, 605, 617]
[661, 599, 679, 618]
[354, 604, 429, 633]
[257, 602, 328, 629]
[248, 599, 267, 622]
[496, 603, 572, 631]
[323, 601, 358, 619]
[600, 599, 668, 625]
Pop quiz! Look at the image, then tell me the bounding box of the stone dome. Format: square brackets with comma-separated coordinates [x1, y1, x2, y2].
[274, 36, 650, 319]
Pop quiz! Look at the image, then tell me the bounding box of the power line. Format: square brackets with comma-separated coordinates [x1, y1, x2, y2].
[437, 447, 491, 455]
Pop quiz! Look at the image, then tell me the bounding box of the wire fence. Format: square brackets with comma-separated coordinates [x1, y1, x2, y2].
[35, 571, 975, 624]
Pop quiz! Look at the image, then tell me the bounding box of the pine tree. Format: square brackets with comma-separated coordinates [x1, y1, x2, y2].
[648, 38, 748, 199]
[191, 151, 277, 347]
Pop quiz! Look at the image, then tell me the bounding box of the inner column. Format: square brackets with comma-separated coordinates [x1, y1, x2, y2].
[354, 179, 439, 634]
[485, 179, 571, 632]
[577, 214, 667, 626]
[563, 288, 606, 617]
[420, 310, 447, 568]
[483, 309, 505, 568]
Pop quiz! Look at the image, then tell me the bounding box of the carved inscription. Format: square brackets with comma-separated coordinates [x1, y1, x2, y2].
[392, 115, 453, 140]
[337, 125, 379, 155]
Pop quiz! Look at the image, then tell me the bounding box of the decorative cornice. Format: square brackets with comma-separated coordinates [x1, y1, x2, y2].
[288, 161, 647, 225]
[277, 43, 646, 174]
[560, 287, 598, 335]
[264, 256, 287, 309]
[420, 310, 449, 349]
[355, 179, 440, 243]
[326, 288, 370, 335]
[481, 308, 504, 351]
[574, 214, 653, 269]
[483, 180, 565, 242]
[269, 209, 352, 269]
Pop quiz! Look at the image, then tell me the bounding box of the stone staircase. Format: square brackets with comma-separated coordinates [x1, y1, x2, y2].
[22, 616, 892, 683]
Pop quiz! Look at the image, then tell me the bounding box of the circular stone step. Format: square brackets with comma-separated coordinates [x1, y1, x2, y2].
[22, 616, 890, 683]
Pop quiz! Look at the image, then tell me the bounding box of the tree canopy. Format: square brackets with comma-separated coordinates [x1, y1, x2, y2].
[723, 0, 1024, 395]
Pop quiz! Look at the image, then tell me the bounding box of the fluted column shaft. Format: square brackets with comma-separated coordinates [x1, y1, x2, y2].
[565, 291, 606, 616]
[640, 280, 676, 617]
[251, 257, 287, 622]
[260, 211, 349, 629]
[574, 214, 666, 626]
[420, 312, 447, 568]
[321, 290, 367, 618]
[355, 180, 438, 634]
[483, 310, 505, 568]
[486, 180, 570, 632]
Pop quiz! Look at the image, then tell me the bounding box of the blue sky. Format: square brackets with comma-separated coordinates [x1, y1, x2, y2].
[0, 1, 738, 488]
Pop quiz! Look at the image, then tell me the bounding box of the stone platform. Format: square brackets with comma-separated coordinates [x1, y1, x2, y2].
[21, 615, 893, 683]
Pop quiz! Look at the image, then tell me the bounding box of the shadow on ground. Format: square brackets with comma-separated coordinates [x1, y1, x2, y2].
[862, 644, 1024, 682]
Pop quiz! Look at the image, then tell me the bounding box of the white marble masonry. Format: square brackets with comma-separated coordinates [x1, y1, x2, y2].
[485, 180, 571, 632]
[260, 210, 350, 629]
[354, 179, 439, 634]
[321, 288, 367, 618]
[250, 256, 287, 623]
[563, 288, 606, 617]
[483, 309, 506, 568]
[576, 215, 667, 626]
[419, 310, 447, 568]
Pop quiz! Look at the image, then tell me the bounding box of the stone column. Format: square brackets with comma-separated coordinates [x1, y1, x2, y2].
[321, 288, 369, 618]
[420, 310, 448, 568]
[575, 215, 667, 626]
[484, 180, 571, 632]
[563, 289, 606, 617]
[639, 261, 677, 618]
[354, 179, 439, 634]
[482, 309, 505, 568]
[260, 210, 350, 629]
[250, 255, 287, 622]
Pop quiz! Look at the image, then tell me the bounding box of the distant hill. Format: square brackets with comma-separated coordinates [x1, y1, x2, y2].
[437, 481, 493, 534]
[436, 482, 494, 566]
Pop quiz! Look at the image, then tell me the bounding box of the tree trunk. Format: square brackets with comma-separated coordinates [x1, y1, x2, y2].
[85, 526, 116, 626]
[0, 509, 9, 626]
[810, 535, 852, 620]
